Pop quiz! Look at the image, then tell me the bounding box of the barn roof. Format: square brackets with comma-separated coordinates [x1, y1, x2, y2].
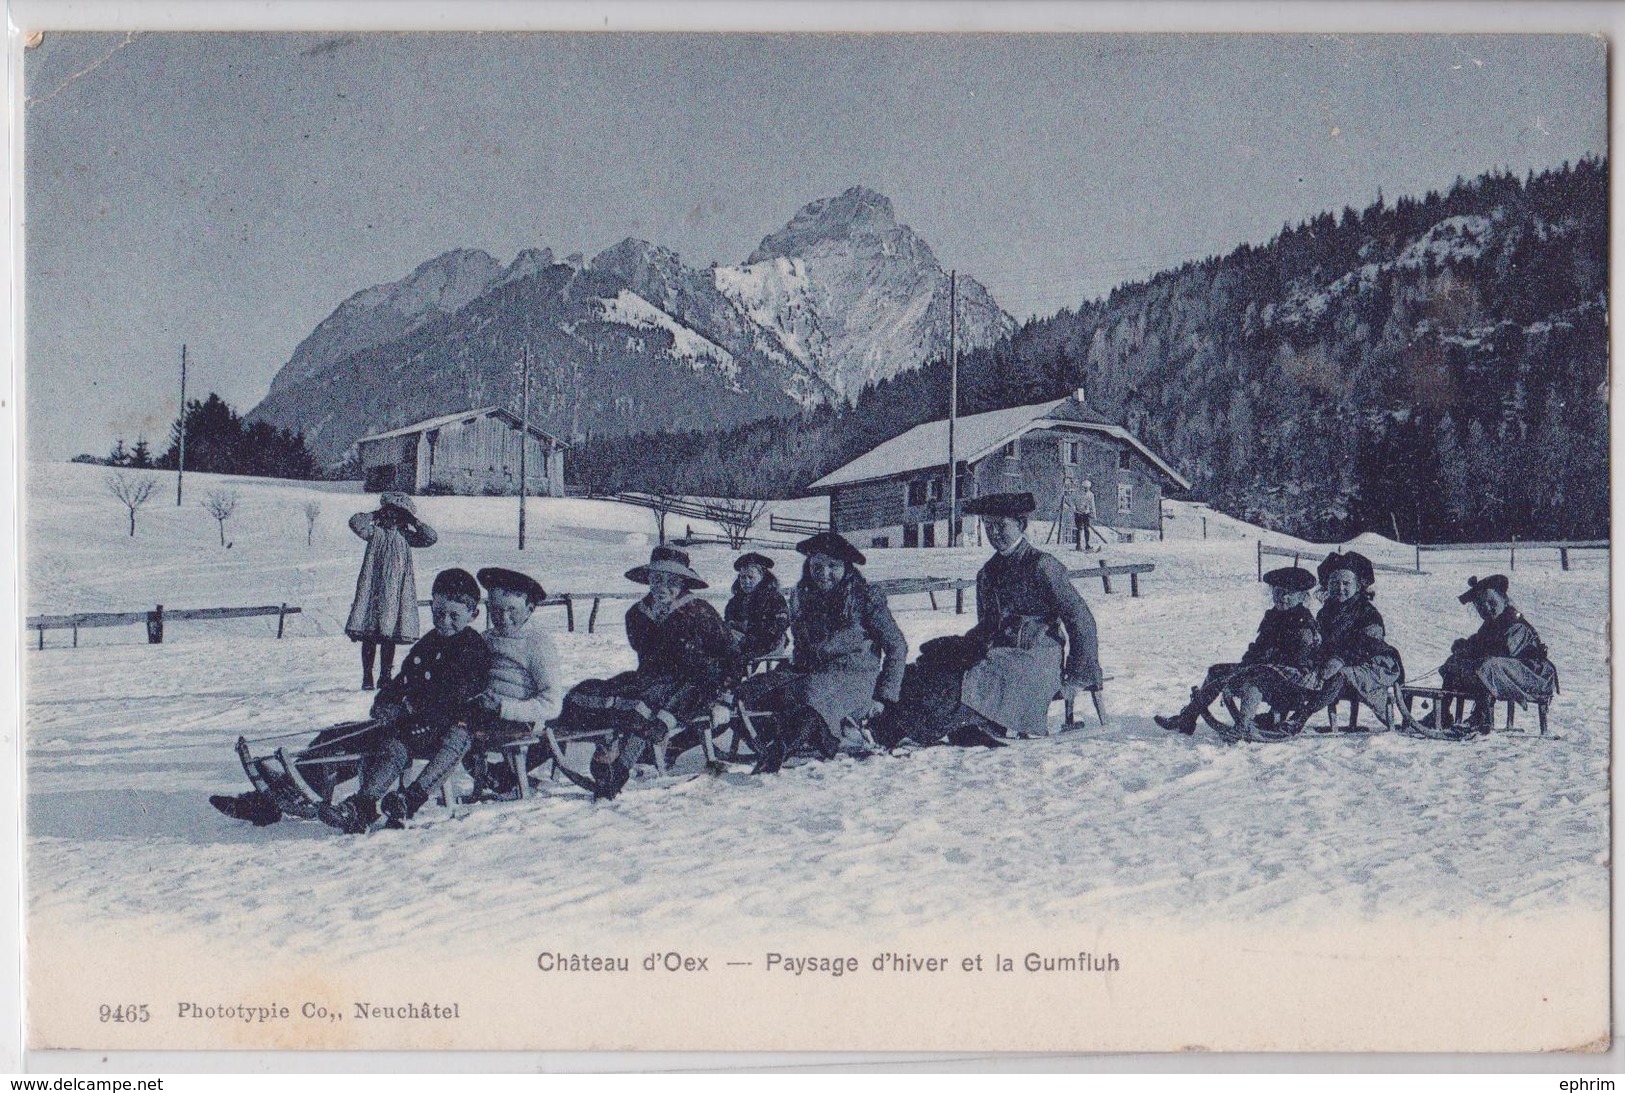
[357, 407, 567, 447]
[806, 395, 1190, 492]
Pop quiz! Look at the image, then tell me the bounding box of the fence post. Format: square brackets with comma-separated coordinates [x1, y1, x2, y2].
[1202, 516, 1207, 539]
[928, 591, 939, 611]
[72, 622, 79, 648]
[1256, 540, 1263, 582]
[1510, 536, 1517, 572]
[146, 605, 164, 645]
[587, 596, 601, 634]
[1130, 570, 1141, 598]
[1561, 547, 1570, 571]
[276, 603, 288, 639]
[1098, 558, 1113, 594]
[955, 587, 965, 614]
[564, 594, 575, 633]
[37, 627, 43, 651]
[1415, 544, 1421, 573]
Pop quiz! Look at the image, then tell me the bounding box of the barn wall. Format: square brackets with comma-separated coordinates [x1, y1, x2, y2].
[420, 415, 563, 496]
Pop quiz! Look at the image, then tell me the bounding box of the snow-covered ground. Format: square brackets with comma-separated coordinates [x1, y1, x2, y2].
[23, 461, 1610, 963]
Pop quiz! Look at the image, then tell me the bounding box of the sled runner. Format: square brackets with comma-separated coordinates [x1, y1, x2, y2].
[1194, 687, 1313, 744]
[1392, 685, 1551, 740]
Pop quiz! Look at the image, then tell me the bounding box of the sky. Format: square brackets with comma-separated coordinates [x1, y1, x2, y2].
[22, 29, 1607, 460]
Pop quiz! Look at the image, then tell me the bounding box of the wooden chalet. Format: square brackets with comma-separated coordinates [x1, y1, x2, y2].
[355, 407, 567, 496]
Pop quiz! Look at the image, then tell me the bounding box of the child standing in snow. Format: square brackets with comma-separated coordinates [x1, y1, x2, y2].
[345, 491, 438, 690]
[318, 568, 492, 834]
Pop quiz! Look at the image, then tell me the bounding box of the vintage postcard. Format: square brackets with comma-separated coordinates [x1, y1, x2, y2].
[13, 12, 1611, 1062]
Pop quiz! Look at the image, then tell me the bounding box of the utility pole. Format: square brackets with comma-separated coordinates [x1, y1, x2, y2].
[518, 343, 530, 551]
[946, 271, 958, 547]
[175, 344, 187, 506]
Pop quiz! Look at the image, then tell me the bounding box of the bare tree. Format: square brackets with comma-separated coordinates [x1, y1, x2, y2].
[647, 492, 680, 545]
[105, 472, 158, 537]
[201, 489, 238, 546]
[303, 501, 321, 547]
[712, 497, 769, 549]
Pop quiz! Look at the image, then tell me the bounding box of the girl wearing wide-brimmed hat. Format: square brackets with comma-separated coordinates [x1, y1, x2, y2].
[724, 552, 791, 662]
[734, 532, 907, 773]
[554, 545, 739, 798]
[1438, 574, 1557, 733]
[1306, 551, 1404, 731]
[344, 491, 438, 689]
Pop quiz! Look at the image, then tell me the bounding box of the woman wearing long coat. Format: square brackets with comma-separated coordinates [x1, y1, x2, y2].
[556, 545, 740, 797]
[345, 491, 437, 689]
[1310, 551, 1404, 728]
[736, 533, 907, 773]
[876, 492, 1101, 747]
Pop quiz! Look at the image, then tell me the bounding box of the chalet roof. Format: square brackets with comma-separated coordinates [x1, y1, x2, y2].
[357, 407, 567, 447]
[806, 395, 1191, 492]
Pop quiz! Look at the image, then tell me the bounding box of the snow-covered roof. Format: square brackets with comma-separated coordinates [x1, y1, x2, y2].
[807, 395, 1191, 492]
[357, 407, 567, 447]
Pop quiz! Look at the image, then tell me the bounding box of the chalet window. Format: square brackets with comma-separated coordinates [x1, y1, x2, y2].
[1003, 439, 1020, 459]
[926, 478, 944, 502]
[903, 523, 920, 548]
[1064, 440, 1081, 465]
[871, 536, 890, 549]
[923, 522, 936, 548]
[907, 479, 928, 507]
[1118, 449, 1132, 471]
[1117, 483, 1133, 515]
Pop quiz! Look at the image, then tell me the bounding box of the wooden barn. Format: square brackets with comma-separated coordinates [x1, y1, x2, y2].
[355, 407, 567, 496]
[806, 392, 1190, 548]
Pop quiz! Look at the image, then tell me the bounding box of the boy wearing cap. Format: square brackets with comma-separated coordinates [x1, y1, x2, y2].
[1439, 575, 1557, 733]
[318, 568, 494, 833]
[725, 552, 791, 662]
[879, 492, 1100, 746]
[1154, 566, 1320, 738]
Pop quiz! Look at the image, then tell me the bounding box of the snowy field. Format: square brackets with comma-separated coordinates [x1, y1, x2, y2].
[22, 461, 1610, 962]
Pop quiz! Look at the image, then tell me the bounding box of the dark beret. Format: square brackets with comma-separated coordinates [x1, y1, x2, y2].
[962, 492, 1036, 518]
[734, 552, 775, 572]
[1263, 566, 1317, 593]
[477, 567, 548, 604]
[795, 531, 865, 566]
[1458, 574, 1510, 604]
[430, 567, 481, 602]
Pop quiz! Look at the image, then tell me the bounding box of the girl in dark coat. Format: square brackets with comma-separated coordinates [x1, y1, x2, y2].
[724, 552, 791, 662]
[1155, 566, 1320, 739]
[735, 533, 907, 773]
[1308, 551, 1404, 730]
[1439, 574, 1557, 733]
[557, 545, 740, 798]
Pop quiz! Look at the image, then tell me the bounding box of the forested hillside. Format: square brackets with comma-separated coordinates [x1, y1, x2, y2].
[571, 158, 1608, 542]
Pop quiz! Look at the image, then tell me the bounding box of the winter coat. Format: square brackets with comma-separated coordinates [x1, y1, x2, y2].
[1239, 605, 1321, 670]
[483, 612, 564, 726]
[1315, 594, 1404, 707]
[778, 569, 907, 732]
[344, 510, 437, 642]
[627, 594, 741, 691]
[372, 626, 491, 725]
[724, 576, 792, 661]
[1441, 607, 1557, 704]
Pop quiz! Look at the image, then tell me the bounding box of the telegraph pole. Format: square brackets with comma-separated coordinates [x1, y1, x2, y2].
[946, 271, 958, 546]
[175, 344, 187, 506]
[518, 344, 530, 550]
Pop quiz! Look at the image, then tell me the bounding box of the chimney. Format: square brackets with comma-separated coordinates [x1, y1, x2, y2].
[1074, 386, 1087, 406]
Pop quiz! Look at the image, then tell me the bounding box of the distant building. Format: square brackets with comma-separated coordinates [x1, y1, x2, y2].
[806, 391, 1189, 548]
[355, 407, 567, 496]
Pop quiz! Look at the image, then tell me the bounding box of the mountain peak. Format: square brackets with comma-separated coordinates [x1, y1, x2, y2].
[748, 186, 899, 263]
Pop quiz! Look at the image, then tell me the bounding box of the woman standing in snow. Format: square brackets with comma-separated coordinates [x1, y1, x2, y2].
[345, 491, 438, 690]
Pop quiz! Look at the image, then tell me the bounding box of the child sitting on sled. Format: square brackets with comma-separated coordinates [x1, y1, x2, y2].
[1154, 566, 1321, 739]
[316, 568, 493, 834]
[211, 568, 490, 829]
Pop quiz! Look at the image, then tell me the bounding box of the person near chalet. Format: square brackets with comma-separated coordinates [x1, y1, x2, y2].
[735, 532, 907, 774]
[344, 491, 438, 690]
[1438, 574, 1558, 734]
[1153, 565, 1320, 740]
[724, 552, 791, 663]
[1307, 550, 1404, 731]
[555, 545, 740, 799]
[875, 492, 1101, 748]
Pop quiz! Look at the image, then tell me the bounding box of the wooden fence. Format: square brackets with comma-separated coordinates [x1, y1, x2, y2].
[1256, 542, 1426, 580]
[1414, 538, 1607, 572]
[768, 513, 829, 536]
[27, 603, 301, 649]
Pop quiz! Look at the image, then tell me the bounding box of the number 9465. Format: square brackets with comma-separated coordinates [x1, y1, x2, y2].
[98, 1004, 150, 1023]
